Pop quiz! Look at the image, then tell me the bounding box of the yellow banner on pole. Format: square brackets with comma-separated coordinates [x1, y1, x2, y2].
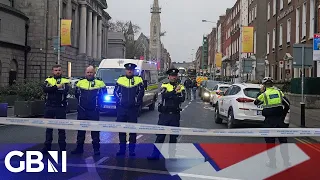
[242, 26, 254, 53]
[215, 53, 222, 67]
[61, 19, 72, 46]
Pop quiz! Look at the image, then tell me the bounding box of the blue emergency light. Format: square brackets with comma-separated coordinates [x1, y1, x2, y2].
[104, 95, 112, 102]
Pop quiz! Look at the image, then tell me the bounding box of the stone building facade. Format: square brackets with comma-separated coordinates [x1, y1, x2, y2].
[107, 32, 125, 59]
[0, 1, 29, 86]
[11, 0, 111, 82]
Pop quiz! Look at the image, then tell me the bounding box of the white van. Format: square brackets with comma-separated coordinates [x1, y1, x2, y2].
[96, 59, 159, 115]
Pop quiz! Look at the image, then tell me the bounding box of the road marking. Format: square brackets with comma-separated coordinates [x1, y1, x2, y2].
[95, 157, 109, 165]
[67, 112, 78, 116]
[0, 125, 6, 127]
[204, 106, 215, 111]
[185, 105, 189, 109]
[188, 102, 191, 105]
[295, 138, 320, 152]
[178, 144, 309, 180]
[127, 135, 143, 144]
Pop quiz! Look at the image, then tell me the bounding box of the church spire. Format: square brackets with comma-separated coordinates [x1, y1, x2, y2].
[151, 0, 161, 13]
[127, 21, 134, 35]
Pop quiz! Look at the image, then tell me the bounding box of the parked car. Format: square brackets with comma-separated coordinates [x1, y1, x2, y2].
[214, 83, 264, 128]
[201, 80, 220, 102]
[198, 80, 207, 97]
[210, 84, 231, 106]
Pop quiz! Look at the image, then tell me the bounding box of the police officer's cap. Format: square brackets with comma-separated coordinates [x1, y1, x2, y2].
[166, 68, 179, 76]
[124, 63, 137, 70]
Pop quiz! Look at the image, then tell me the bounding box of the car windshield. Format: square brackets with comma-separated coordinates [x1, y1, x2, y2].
[96, 68, 125, 84]
[219, 86, 230, 92]
[206, 81, 218, 89]
[244, 88, 261, 98]
[96, 68, 140, 84]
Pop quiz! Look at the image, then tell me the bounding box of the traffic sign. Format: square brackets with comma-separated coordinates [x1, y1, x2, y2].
[313, 33, 320, 60]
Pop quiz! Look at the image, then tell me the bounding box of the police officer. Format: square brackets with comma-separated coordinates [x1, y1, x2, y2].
[71, 66, 106, 155]
[148, 68, 186, 160]
[114, 63, 145, 156]
[41, 64, 70, 153]
[254, 77, 290, 167]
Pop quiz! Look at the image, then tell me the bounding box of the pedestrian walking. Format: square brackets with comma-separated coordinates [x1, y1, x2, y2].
[191, 78, 197, 100]
[114, 63, 145, 156]
[183, 77, 192, 100]
[147, 68, 186, 160]
[254, 77, 291, 168]
[71, 66, 106, 155]
[41, 64, 70, 153]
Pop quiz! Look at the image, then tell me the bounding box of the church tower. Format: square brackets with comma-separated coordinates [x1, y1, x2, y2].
[127, 21, 134, 42]
[149, 0, 161, 62]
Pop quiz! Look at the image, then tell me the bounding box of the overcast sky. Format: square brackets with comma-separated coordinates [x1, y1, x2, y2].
[107, 0, 235, 62]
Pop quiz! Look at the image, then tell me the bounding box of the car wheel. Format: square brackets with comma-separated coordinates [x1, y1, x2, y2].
[227, 109, 235, 129]
[149, 97, 156, 111]
[214, 106, 223, 124]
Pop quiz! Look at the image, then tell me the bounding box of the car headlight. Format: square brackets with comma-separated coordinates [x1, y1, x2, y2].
[204, 92, 210, 97]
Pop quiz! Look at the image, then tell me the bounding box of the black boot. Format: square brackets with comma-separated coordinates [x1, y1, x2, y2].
[93, 143, 100, 156]
[41, 144, 51, 155]
[59, 143, 66, 152]
[129, 143, 136, 157]
[71, 144, 84, 154]
[116, 143, 126, 156]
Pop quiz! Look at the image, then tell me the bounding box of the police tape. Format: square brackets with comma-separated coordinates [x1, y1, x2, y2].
[0, 117, 319, 137]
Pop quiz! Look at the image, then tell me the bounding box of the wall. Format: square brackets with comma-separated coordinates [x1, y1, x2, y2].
[0, 3, 28, 86]
[107, 43, 125, 59]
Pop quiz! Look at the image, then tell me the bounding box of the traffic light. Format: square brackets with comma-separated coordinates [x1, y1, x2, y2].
[202, 36, 208, 69]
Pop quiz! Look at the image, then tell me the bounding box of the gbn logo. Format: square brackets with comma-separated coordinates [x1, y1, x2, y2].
[5, 151, 67, 173]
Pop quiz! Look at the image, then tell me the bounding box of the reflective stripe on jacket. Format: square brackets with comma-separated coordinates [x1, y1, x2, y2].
[114, 76, 145, 108]
[75, 78, 106, 110]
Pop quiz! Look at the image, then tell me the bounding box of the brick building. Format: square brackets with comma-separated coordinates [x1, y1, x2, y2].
[266, 0, 315, 80]
[208, 28, 216, 75]
[196, 46, 202, 72]
[221, 9, 233, 77]
[248, 0, 268, 81]
[230, 0, 241, 79]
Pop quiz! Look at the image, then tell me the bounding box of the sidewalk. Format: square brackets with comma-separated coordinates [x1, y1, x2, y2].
[289, 105, 320, 142]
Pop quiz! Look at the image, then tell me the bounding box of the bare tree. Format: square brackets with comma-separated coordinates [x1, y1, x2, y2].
[108, 20, 141, 39]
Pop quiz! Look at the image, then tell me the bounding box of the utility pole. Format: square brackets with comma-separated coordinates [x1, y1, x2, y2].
[315, 0, 319, 76]
[57, 0, 61, 64]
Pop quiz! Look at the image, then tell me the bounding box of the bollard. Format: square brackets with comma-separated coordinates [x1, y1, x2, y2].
[300, 102, 305, 127]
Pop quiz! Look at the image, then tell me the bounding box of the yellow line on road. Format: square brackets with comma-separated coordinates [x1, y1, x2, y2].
[295, 138, 320, 152]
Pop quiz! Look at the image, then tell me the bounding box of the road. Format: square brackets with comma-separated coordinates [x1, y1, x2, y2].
[0, 79, 312, 180]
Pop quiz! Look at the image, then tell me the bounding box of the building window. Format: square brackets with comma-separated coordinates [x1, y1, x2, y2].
[267, 32, 270, 54]
[280, 0, 283, 10]
[254, 31, 256, 54]
[279, 24, 283, 47]
[255, 5, 257, 18]
[273, 0, 276, 16]
[267, 3, 271, 20]
[272, 28, 276, 50]
[288, 0, 291, 4]
[296, 8, 300, 43]
[287, 18, 291, 43]
[310, 0, 315, 39]
[302, 2, 307, 40]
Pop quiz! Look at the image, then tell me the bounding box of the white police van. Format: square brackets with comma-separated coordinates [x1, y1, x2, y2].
[96, 59, 159, 115]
